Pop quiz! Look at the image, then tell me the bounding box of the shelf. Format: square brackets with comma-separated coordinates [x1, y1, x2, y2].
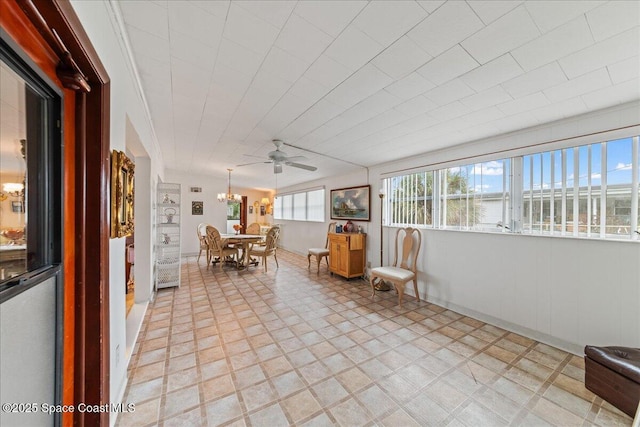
[156, 182, 181, 289]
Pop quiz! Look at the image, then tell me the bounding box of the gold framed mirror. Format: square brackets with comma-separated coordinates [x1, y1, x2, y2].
[110, 150, 134, 238]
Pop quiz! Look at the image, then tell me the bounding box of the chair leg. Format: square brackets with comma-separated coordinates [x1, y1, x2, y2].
[274, 253, 279, 269]
[413, 278, 420, 303]
[370, 275, 377, 298]
[396, 283, 404, 307]
[264, 255, 267, 272]
[316, 256, 321, 275]
[307, 254, 311, 269]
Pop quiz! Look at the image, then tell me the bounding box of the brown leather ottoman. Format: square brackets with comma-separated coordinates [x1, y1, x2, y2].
[584, 346, 640, 417]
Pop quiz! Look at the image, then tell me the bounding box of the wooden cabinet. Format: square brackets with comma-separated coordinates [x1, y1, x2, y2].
[328, 233, 366, 279]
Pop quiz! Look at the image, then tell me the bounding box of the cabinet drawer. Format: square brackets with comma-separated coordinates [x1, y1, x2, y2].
[329, 234, 348, 243]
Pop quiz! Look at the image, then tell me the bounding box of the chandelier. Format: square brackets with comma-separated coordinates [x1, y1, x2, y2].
[217, 168, 242, 202]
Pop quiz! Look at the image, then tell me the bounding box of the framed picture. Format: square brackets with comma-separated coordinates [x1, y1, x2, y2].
[11, 200, 24, 213]
[260, 205, 266, 216]
[110, 150, 135, 238]
[330, 185, 370, 221]
[192, 201, 203, 215]
[249, 206, 253, 214]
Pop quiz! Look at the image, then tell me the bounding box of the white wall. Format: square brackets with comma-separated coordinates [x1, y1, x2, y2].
[275, 169, 372, 256]
[69, 2, 163, 423]
[277, 102, 640, 354]
[164, 169, 273, 256]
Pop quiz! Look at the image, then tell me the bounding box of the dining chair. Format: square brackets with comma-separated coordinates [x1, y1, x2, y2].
[249, 226, 280, 272]
[197, 223, 209, 262]
[205, 225, 238, 269]
[370, 227, 422, 307]
[307, 222, 336, 275]
[246, 222, 261, 235]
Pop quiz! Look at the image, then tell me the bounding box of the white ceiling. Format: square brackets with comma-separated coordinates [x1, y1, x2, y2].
[118, 0, 640, 189]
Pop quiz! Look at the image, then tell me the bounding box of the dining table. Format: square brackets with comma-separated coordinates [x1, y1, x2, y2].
[220, 234, 263, 269]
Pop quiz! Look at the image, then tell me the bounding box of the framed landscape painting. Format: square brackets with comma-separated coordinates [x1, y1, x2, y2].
[330, 185, 370, 221]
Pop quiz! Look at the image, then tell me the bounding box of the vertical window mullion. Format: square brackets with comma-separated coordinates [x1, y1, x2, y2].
[539, 154, 544, 233]
[550, 151, 555, 234]
[631, 136, 639, 239]
[528, 156, 533, 232]
[573, 147, 579, 237]
[502, 159, 507, 232]
[601, 142, 607, 238]
[561, 149, 567, 236]
[587, 145, 592, 237]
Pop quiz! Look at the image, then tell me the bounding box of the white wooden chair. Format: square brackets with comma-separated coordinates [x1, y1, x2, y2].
[370, 227, 422, 307]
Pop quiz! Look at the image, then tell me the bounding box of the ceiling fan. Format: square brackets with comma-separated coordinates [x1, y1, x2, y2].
[237, 139, 317, 174]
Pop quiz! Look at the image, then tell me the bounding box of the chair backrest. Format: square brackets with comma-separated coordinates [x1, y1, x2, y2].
[263, 226, 280, 253]
[246, 222, 261, 235]
[198, 223, 208, 247]
[392, 227, 422, 273]
[323, 222, 337, 248]
[205, 225, 224, 252]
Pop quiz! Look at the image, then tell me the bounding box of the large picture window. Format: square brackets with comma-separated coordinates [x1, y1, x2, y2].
[383, 135, 639, 241]
[273, 188, 325, 222]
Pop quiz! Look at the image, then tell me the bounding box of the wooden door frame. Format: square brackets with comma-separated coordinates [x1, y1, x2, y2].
[1, 1, 111, 425]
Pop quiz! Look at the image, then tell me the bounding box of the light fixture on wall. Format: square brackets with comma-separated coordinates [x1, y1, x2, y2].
[2, 182, 24, 198]
[261, 197, 272, 214]
[217, 169, 242, 203]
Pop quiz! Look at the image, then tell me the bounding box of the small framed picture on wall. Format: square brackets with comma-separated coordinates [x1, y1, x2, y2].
[192, 201, 203, 215]
[11, 201, 24, 213]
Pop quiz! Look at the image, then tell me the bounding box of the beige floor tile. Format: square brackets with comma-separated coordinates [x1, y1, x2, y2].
[248, 403, 289, 427]
[117, 253, 603, 427]
[312, 377, 349, 407]
[336, 367, 372, 393]
[329, 397, 371, 426]
[281, 390, 322, 423]
[240, 380, 277, 412]
[202, 374, 235, 401]
[532, 397, 585, 427]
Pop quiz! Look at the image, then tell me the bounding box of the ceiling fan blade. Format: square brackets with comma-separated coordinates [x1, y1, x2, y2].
[283, 155, 307, 162]
[243, 153, 267, 159]
[274, 163, 283, 174]
[286, 162, 317, 171]
[236, 161, 272, 167]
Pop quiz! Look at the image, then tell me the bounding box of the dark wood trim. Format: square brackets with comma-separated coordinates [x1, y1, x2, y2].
[5, 1, 112, 425]
[17, 0, 90, 92]
[241, 196, 248, 233]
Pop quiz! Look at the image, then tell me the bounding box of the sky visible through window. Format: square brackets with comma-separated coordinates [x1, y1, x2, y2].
[523, 137, 635, 191]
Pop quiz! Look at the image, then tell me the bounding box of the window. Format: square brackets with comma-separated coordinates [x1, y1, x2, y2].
[382, 135, 639, 240]
[0, 40, 62, 290]
[522, 137, 638, 238]
[273, 188, 325, 222]
[385, 172, 434, 227]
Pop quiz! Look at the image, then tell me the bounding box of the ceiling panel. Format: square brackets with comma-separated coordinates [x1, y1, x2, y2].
[511, 16, 594, 71]
[292, 1, 366, 38]
[416, 45, 479, 86]
[115, 0, 639, 188]
[461, 5, 540, 65]
[274, 14, 333, 64]
[352, 1, 427, 46]
[372, 36, 432, 80]
[407, 1, 484, 57]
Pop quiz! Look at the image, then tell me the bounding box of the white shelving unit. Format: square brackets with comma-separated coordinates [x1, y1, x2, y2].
[155, 183, 181, 289]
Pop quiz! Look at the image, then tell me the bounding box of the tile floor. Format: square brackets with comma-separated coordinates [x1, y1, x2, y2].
[117, 250, 633, 427]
